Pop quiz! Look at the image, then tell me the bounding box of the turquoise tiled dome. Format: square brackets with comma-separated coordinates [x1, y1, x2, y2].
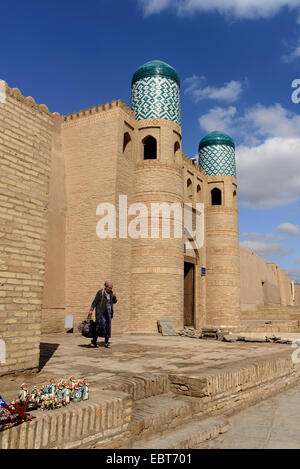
[131, 60, 180, 87]
[198, 131, 237, 178]
[199, 131, 235, 151]
[131, 60, 181, 125]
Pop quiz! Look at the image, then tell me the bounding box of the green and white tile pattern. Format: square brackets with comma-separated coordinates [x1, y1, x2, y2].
[199, 144, 237, 178]
[131, 76, 181, 125]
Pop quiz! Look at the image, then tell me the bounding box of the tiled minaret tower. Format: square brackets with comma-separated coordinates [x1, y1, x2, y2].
[130, 60, 184, 332]
[199, 131, 241, 328]
[131, 60, 181, 125]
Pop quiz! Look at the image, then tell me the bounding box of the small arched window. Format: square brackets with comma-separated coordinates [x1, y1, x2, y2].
[211, 188, 222, 206]
[187, 178, 193, 199]
[123, 132, 132, 158]
[174, 141, 180, 160]
[143, 136, 157, 160]
[233, 189, 237, 208]
[196, 184, 201, 202]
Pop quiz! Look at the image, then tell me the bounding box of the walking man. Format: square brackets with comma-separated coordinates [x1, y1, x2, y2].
[89, 280, 117, 348]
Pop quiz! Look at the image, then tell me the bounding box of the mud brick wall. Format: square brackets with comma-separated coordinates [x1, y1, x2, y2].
[295, 284, 300, 306]
[240, 245, 293, 312]
[0, 84, 55, 375]
[61, 101, 135, 334]
[41, 115, 66, 333]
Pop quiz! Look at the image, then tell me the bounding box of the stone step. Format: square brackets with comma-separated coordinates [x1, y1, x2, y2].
[98, 373, 170, 401]
[130, 393, 201, 439]
[128, 416, 230, 449]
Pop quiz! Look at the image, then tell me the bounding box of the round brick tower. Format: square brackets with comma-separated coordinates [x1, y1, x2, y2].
[130, 60, 184, 333]
[199, 131, 241, 328]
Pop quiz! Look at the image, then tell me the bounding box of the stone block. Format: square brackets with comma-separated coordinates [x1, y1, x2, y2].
[222, 334, 239, 342]
[157, 318, 176, 336]
[201, 327, 219, 334]
[216, 331, 229, 341]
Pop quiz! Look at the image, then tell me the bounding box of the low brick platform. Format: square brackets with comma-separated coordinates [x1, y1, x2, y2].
[0, 390, 132, 449]
[1, 333, 300, 449]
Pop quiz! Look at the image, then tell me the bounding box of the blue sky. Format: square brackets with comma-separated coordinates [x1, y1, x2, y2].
[1, 0, 300, 280]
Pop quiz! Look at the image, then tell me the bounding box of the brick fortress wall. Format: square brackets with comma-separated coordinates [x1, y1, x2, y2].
[240, 246, 293, 312]
[0, 83, 55, 375]
[61, 100, 135, 334]
[294, 284, 300, 306]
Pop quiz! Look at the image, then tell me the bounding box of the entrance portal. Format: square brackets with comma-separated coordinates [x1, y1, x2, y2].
[184, 262, 194, 326]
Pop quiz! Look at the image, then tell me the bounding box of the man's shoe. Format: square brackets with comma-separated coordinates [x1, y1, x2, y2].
[91, 341, 98, 348]
[104, 343, 110, 348]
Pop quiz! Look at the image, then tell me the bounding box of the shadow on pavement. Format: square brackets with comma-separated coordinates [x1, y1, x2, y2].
[39, 342, 60, 371]
[78, 342, 108, 348]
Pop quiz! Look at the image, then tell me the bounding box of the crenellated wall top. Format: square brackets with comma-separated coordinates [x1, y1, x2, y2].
[62, 99, 135, 123]
[182, 153, 206, 178]
[2, 81, 56, 117]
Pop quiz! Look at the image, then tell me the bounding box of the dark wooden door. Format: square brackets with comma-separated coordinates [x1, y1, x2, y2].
[184, 263, 194, 326]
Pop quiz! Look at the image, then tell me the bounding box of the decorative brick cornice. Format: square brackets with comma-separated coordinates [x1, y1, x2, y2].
[136, 117, 181, 134]
[135, 160, 183, 176]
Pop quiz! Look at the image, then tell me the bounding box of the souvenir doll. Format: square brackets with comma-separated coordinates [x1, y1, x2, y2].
[81, 379, 89, 401]
[28, 387, 38, 410]
[55, 383, 64, 407]
[48, 378, 56, 397]
[37, 388, 43, 406]
[69, 376, 77, 389]
[40, 385, 47, 397]
[33, 386, 42, 406]
[63, 382, 71, 405]
[18, 384, 28, 404]
[55, 383, 63, 399]
[77, 380, 83, 394]
[72, 383, 82, 402]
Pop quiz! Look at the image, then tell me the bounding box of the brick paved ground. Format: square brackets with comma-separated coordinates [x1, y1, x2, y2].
[1, 332, 300, 449]
[196, 385, 300, 449]
[0, 332, 292, 402]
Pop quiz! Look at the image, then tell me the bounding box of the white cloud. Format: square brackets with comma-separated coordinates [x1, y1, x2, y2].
[237, 137, 300, 208]
[240, 240, 292, 257]
[138, 0, 300, 19]
[184, 75, 243, 103]
[276, 222, 300, 234]
[243, 104, 300, 140]
[199, 106, 237, 134]
[184, 75, 206, 94]
[241, 232, 285, 242]
[199, 103, 300, 143]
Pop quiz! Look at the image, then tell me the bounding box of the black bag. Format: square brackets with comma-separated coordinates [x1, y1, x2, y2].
[78, 315, 95, 338]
